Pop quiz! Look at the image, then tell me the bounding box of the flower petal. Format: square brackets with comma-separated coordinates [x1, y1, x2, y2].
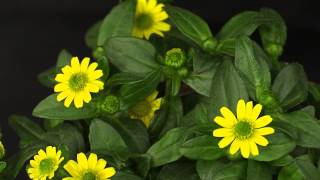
[255, 127, 275, 136]
[254, 115, 272, 128]
[214, 116, 235, 128]
[220, 107, 237, 124]
[74, 94, 84, 108]
[253, 135, 269, 146]
[98, 167, 116, 179]
[63, 160, 81, 177]
[245, 101, 253, 120]
[71, 57, 81, 71]
[237, 99, 246, 120]
[251, 104, 262, 121]
[249, 141, 259, 156]
[213, 128, 233, 137]
[77, 153, 88, 170]
[240, 140, 250, 158]
[88, 153, 98, 170]
[229, 138, 241, 155]
[147, 91, 159, 101]
[80, 57, 90, 72]
[218, 136, 235, 148]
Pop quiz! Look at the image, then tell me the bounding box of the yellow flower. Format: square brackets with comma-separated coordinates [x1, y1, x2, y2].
[212, 99, 275, 158]
[128, 91, 162, 127]
[133, 0, 171, 40]
[27, 146, 64, 180]
[63, 153, 116, 180]
[54, 57, 104, 108]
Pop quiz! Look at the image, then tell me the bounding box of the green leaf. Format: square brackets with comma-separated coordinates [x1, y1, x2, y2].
[200, 59, 248, 121]
[184, 50, 220, 96]
[278, 155, 320, 180]
[85, 21, 102, 49]
[89, 119, 129, 161]
[196, 159, 247, 180]
[112, 171, 142, 180]
[97, 0, 135, 46]
[130, 154, 151, 178]
[106, 118, 150, 154]
[272, 63, 308, 110]
[247, 160, 272, 180]
[171, 75, 181, 96]
[180, 135, 225, 161]
[158, 162, 200, 180]
[150, 96, 183, 138]
[37, 67, 56, 88]
[259, 8, 287, 56]
[105, 37, 160, 74]
[120, 69, 161, 107]
[107, 72, 144, 87]
[270, 155, 294, 167]
[0, 161, 6, 173]
[43, 123, 85, 158]
[181, 103, 209, 126]
[275, 111, 320, 148]
[56, 49, 72, 69]
[217, 11, 261, 39]
[252, 131, 295, 162]
[235, 36, 271, 95]
[9, 115, 45, 142]
[33, 94, 98, 120]
[147, 127, 191, 167]
[166, 5, 213, 47]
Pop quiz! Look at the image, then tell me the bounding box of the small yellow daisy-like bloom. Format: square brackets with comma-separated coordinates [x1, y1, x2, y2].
[212, 99, 275, 159]
[133, 0, 171, 40]
[27, 146, 64, 180]
[128, 91, 162, 128]
[63, 153, 116, 180]
[54, 57, 104, 108]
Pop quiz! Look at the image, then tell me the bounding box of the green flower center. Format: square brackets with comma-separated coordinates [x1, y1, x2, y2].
[129, 100, 151, 117]
[164, 48, 186, 68]
[234, 121, 253, 139]
[135, 13, 153, 30]
[82, 172, 96, 180]
[39, 158, 55, 174]
[69, 73, 89, 92]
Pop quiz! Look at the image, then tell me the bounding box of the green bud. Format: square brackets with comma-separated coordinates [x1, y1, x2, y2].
[164, 48, 186, 68]
[99, 95, 120, 114]
[177, 67, 189, 78]
[203, 37, 218, 52]
[256, 87, 282, 113]
[265, 43, 283, 57]
[92, 47, 105, 59]
[0, 141, 5, 159]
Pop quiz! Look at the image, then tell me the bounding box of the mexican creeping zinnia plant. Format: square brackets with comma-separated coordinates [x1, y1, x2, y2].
[27, 146, 64, 180]
[213, 99, 275, 158]
[54, 57, 104, 108]
[6, 0, 320, 179]
[133, 0, 171, 39]
[128, 91, 162, 127]
[63, 153, 116, 180]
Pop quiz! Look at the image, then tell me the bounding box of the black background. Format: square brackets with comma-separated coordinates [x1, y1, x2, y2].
[0, 0, 320, 178]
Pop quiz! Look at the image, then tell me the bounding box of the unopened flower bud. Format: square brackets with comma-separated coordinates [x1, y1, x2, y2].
[203, 37, 218, 53]
[178, 67, 189, 78]
[99, 95, 120, 115]
[265, 43, 283, 57]
[92, 47, 105, 59]
[164, 48, 186, 68]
